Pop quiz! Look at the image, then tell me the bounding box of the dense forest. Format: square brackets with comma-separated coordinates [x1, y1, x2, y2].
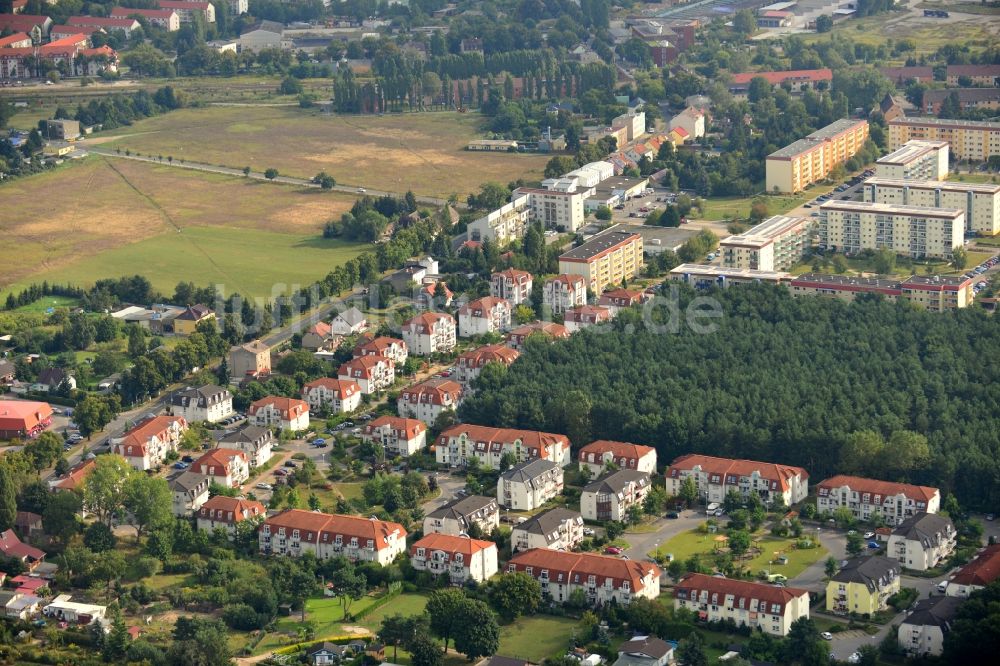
[460, 286, 1000, 509]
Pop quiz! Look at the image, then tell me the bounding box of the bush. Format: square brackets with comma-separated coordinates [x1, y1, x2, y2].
[223, 603, 266, 630]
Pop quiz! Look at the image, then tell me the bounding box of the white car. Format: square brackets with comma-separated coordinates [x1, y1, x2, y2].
[255, 483, 272, 490]
[864, 531, 875, 539]
[583, 528, 595, 536]
[847, 652, 861, 664]
[821, 632, 833, 641]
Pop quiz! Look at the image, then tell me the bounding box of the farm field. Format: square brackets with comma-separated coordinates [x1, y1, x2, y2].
[93, 106, 550, 198]
[0, 156, 364, 297]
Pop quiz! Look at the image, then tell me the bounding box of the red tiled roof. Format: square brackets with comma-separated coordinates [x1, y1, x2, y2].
[817, 475, 938, 503]
[354, 336, 406, 357]
[159, 0, 212, 9]
[437, 424, 570, 459]
[54, 459, 95, 491]
[509, 548, 660, 592]
[950, 544, 1000, 587]
[0, 529, 45, 562]
[67, 16, 140, 29]
[458, 344, 520, 368]
[198, 496, 265, 524]
[423, 281, 453, 299]
[579, 440, 656, 464]
[667, 454, 808, 493]
[411, 532, 496, 557]
[545, 274, 586, 288]
[303, 378, 359, 399]
[730, 68, 832, 86]
[79, 45, 116, 58]
[564, 305, 611, 323]
[194, 448, 248, 476]
[308, 321, 332, 338]
[674, 573, 808, 611]
[404, 312, 455, 334]
[458, 296, 511, 316]
[399, 378, 462, 406]
[263, 509, 406, 550]
[338, 354, 393, 379]
[110, 7, 176, 19]
[493, 268, 533, 282]
[0, 14, 50, 31]
[0, 32, 31, 47]
[365, 415, 426, 439]
[117, 415, 186, 456]
[249, 396, 308, 420]
[507, 322, 570, 340]
[598, 288, 648, 307]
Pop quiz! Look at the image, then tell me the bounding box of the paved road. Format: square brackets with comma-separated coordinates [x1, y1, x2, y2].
[624, 509, 711, 562]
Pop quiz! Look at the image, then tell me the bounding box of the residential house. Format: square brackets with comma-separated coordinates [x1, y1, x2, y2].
[490, 269, 533, 305]
[458, 297, 512, 337]
[507, 549, 661, 606]
[827, 556, 901, 615]
[158, 1, 216, 24]
[0, 359, 16, 385]
[337, 355, 395, 394]
[41, 595, 106, 626]
[3, 591, 41, 619]
[360, 416, 427, 457]
[578, 440, 657, 478]
[563, 305, 612, 333]
[307, 643, 353, 666]
[169, 471, 210, 517]
[402, 312, 456, 355]
[511, 508, 584, 552]
[580, 470, 651, 522]
[169, 384, 233, 423]
[173, 304, 214, 335]
[248, 396, 310, 432]
[259, 509, 407, 565]
[109, 7, 180, 31]
[424, 495, 499, 537]
[542, 274, 587, 314]
[612, 636, 674, 666]
[455, 344, 520, 384]
[729, 68, 833, 95]
[66, 16, 140, 38]
[397, 378, 462, 423]
[354, 336, 408, 366]
[498, 459, 564, 511]
[558, 227, 644, 294]
[218, 424, 274, 468]
[674, 573, 811, 637]
[34, 367, 75, 393]
[50, 459, 94, 493]
[229, 340, 271, 381]
[302, 378, 362, 414]
[506, 322, 569, 351]
[597, 289, 650, 315]
[435, 424, 571, 470]
[817, 475, 941, 526]
[897, 595, 962, 657]
[946, 544, 1000, 597]
[665, 453, 809, 507]
[408, 533, 499, 584]
[331, 307, 368, 336]
[887, 513, 956, 571]
[192, 448, 250, 488]
[112, 415, 187, 471]
[302, 322, 341, 352]
[13, 511, 42, 539]
[669, 107, 706, 139]
[0, 13, 52, 43]
[196, 496, 265, 536]
[0, 529, 45, 570]
[239, 19, 285, 52]
[945, 63, 1000, 86]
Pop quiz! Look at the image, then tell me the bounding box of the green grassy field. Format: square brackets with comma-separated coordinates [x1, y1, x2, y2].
[12, 295, 80, 313]
[698, 183, 835, 222]
[652, 529, 828, 581]
[497, 616, 579, 662]
[800, 10, 1000, 56]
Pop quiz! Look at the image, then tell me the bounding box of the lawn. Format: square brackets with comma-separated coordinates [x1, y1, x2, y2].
[497, 615, 579, 662]
[652, 529, 828, 581]
[94, 106, 550, 198]
[947, 173, 1000, 184]
[12, 295, 80, 313]
[697, 184, 835, 222]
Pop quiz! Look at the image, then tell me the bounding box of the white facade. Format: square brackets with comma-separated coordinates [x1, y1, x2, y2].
[490, 269, 533, 305]
[887, 513, 956, 571]
[508, 549, 661, 606]
[513, 187, 587, 232]
[817, 476, 941, 526]
[875, 140, 950, 181]
[219, 425, 274, 469]
[674, 574, 811, 637]
[511, 508, 584, 552]
[580, 470, 651, 522]
[361, 417, 427, 457]
[498, 459, 564, 511]
[435, 424, 571, 470]
[542, 274, 587, 314]
[669, 107, 706, 139]
[169, 385, 233, 423]
[402, 313, 456, 356]
[458, 297, 512, 338]
[818, 201, 965, 259]
[577, 440, 657, 478]
[424, 496, 500, 536]
[260, 510, 407, 566]
[112, 416, 187, 471]
[665, 454, 810, 507]
[863, 177, 1000, 235]
[468, 197, 530, 245]
[169, 472, 210, 517]
[396, 379, 461, 424]
[302, 378, 362, 414]
[409, 534, 499, 584]
[248, 397, 310, 432]
[337, 356, 395, 394]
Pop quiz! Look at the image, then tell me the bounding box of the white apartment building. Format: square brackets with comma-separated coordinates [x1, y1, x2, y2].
[542, 274, 587, 314]
[169, 471, 210, 517]
[192, 448, 250, 488]
[863, 177, 1000, 235]
[169, 385, 233, 423]
[665, 454, 810, 507]
[360, 416, 427, 457]
[260, 509, 407, 565]
[354, 336, 408, 366]
[397, 378, 462, 423]
[248, 396, 310, 432]
[513, 187, 587, 232]
[402, 312, 456, 355]
[720, 215, 812, 272]
[508, 549, 661, 606]
[566, 161, 615, 188]
[875, 140, 950, 181]
[511, 508, 584, 552]
[424, 495, 500, 537]
[457, 297, 512, 338]
[669, 107, 706, 139]
[498, 458, 564, 511]
[455, 344, 520, 384]
[816, 475, 941, 526]
[818, 200, 965, 259]
[578, 440, 657, 477]
[674, 574, 811, 637]
[196, 496, 264, 537]
[897, 596, 962, 657]
[490, 269, 534, 305]
[435, 424, 571, 470]
[337, 355, 395, 394]
[887, 512, 956, 572]
[409, 533, 499, 584]
[112, 416, 187, 471]
[612, 110, 646, 141]
[302, 378, 362, 414]
[468, 198, 530, 245]
[218, 424, 274, 468]
[580, 470, 651, 522]
[564, 305, 613, 333]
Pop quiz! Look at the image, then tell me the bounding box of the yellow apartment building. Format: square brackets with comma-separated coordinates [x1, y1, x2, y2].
[766, 118, 870, 193]
[559, 226, 643, 294]
[888, 117, 1000, 162]
[818, 200, 964, 259]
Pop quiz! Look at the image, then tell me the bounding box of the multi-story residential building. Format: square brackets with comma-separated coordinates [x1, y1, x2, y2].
[112, 416, 187, 471]
[248, 396, 309, 432]
[765, 118, 870, 193]
[665, 454, 810, 507]
[669, 107, 706, 139]
[875, 140, 950, 181]
[361, 416, 427, 457]
[66, 16, 141, 38]
[301, 378, 362, 414]
[259, 509, 407, 565]
[218, 425, 274, 468]
[558, 227, 644, 294]
[510, 188, 587, 233]
[563, 305, 613, 333]
[424, 495, 500, 537]
[897, 596, 962, 657]
[926, 87, 1000, 114]
[498, 459, 564, 511]
[455, 344, 520, 384]
[229, 340, 271, 381]
[565, 161, 615, 188]
[816, 475, 941, 526]
[887, 117, 1000, 162]
[788, 273, 976, 311]
[505, 322, 570, 351]
[899, 274, 977, 312]
[468, 198, 531, 245]
[578, 440, 657, 478]
[436, 424, 571, 470]
[597, 288, 650, 315]
[946, 544, 1000, 597]
[192, 448, 250, 488]
[337, 355, 395, 394]
[669, 264, 790, 288]
[542, 274, 587, 314]
[581, 470, 651, 522]
[729, 68, 833, 95]
[507, 549, 661, 606]
[397, 378, 462, 423]
[511, 508, 584, 552]
[354, 336, 408, 366]
[169, 385, 233, 423]
[674, 573, 811, 637]
[408, 533, 499, 584]
[196, 496, 264, 536]
[827, 556, 901, 615]
[945, 63, 1000, 86]
[158, 1, 215, 24]
[818, 200, 965, 259]
[490, 269, 534, 305]
[720, 215, 812, 271]
[402, 312, 456, 355]
[168, 471, 210, 517]
[863, 177, 1000, 235]
[887, 512, 956, 572]
[458, 297, 512, 338]
[109, 7, 180, 30]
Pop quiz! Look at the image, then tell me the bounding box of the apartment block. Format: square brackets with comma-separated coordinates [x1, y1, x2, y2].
[827, 556, 900, 615]
[818, 200, 965, 259]
[169, 384, 233, 424]
[564, 305, 613, 333]
[542, 274, 587, 314]
[816, 475, 941, 526]
[360, 416, 427, 457]
[248, 396, 309, 432]
[788, 273, 976, 311]
[898, 596, 962, 657]
[337, 355, 395, 394]
[507, 549, 661, 606]
[863, 177, 1000, 235]
[674, 573, 811, 637]
[581, 470, 650, 522]
[945, 64, 1000, 86]
[597, 288, 650, 314]
[875, 140, 950, 181]
[888, 117, 1000, 162]
[511, 508, 584, 552]
[354, 336, 408, 366]
[458, 297, 512, 338]
[559, 226, 644, 294]
[665, 454, 809, 507]
[409, 533, 499, 584]
[498, 459, 564, 511]
[765, 119, 870, 193]
[720, 215, 812, 271]
[397, 378, 462, 423]
[490, 269, 534, 305]
[424, 495, 500, 537]
[111, 416, 187, 471]
[513, 188, 587, 232]
[402, 312, 456, 356]
[259, 509, 407, 565]
[435, 424, 571, 470]
[196, 496, 264, 537]
[468, 198, 530, 245]
[455, 344, 520, 384]
[578, 440, 657, 477]
[302, 378, 362, 414]
[218, 424, 274, 469]
[669, 264, 790, 288]
[887, 512, 956, 572]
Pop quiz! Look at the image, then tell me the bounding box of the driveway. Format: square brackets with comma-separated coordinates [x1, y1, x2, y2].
[624, 508, 716, 562]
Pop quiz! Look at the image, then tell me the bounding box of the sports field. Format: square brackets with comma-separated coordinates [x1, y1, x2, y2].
[93, 107, 549, 198]
[0, 156, 364, 297]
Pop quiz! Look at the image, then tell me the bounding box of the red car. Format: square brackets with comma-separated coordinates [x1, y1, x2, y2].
[604, 546, 622, 555]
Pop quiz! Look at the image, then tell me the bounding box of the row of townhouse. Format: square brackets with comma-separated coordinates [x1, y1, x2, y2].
[674, 573, 811, 637]
[507, 549, 661, 606]
[816, 475, 941, 526]
[0, 33, 119, 81]
[260, 509, 407, 565]
[435, 424, 571, 470]
[664, 453, 810, 507]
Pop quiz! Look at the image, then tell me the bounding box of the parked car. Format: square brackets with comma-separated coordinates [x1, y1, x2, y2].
[274, 469, 288, 477]
[604, 546, 622, 555]
[937, 581, 949, 593]
[868, 541, 880, 549]
[864, 531, 875, 539]
[182, 455, 194, 463]
[284, 461, 297, 468]
[256, 483, 272, 490]
[173, 462, 189, 470]
[583, 527, 595, 536]
[666, 511, 680, 519]
[312, 438, 326, 446]
[821, 632, 833, 641]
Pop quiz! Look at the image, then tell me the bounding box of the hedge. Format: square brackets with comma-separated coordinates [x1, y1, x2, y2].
[273, 634, 372, 656]
[352, 582, 402, 621]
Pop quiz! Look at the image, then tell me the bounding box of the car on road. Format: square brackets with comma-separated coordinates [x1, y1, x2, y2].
[864, 531, 875, 539]
[604, 546, 622, 555]
[868, 540, 880, 549]
[274, 469, 288, 477]
[182, 455, 194, 463]
[847, 652, 861, 664]
[937, 581, 949, 593]
[357, 187, 366, 193]
[312, 438, 326, 446]
[284, 461, 297, 468]
[173, 462, 189, 470]
[820, 632, 833, 641]
[666, 511, 679, 519]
